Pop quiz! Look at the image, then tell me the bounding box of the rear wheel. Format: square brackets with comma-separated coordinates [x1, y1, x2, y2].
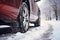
[18, 2, 30, 33]
[34, 9, 40, 27]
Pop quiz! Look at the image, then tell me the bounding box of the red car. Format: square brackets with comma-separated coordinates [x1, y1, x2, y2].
[0, 0, 40, 33]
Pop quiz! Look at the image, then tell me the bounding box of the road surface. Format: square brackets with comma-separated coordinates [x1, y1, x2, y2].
[0, 20, 60, 40]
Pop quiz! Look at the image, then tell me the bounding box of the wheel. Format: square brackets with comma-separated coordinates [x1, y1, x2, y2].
[18, 2, 30, 33]
[34, 9, 40, 27]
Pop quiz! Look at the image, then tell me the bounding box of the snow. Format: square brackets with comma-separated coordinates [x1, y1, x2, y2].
[36, 0, 60, 40]
[0, 20, 60, 40]
[0, 20, 53, 40]
[50, 21, 60, 40]
[7, 24, 51, 40]
[0, 25, 10, 28]
[40, 20, 60, 40]
[4, 20, 54, 40]
[41, 20, 60, 40]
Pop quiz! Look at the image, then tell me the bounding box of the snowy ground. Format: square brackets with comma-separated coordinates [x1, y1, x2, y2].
[0, 20, 60, 40]
[50, 21, 60, 40]
[0, 21, 51, 40]
[41, 20, 60, 40]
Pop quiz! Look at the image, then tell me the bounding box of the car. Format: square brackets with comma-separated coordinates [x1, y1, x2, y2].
[0, 0, 40, 33]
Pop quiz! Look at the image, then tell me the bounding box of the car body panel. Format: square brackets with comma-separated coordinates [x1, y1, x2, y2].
[0, 0, 22, 8]
[0, 4, 19, 21]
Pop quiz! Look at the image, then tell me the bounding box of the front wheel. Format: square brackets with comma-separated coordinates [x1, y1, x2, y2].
[18, 2, 30, 33]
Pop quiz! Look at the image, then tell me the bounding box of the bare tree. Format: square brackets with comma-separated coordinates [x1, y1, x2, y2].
[53, 1, 58, 20]
[49, 0, 58, 20]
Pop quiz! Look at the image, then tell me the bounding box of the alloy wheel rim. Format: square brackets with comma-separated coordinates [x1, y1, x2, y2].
[22, 6, 29, 30]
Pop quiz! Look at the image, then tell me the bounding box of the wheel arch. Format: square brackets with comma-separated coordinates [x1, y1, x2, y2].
[22, 0, 30, 14]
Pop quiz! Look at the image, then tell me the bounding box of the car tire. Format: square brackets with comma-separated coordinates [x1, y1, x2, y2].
[18, 2, 30, 33]
[34, 9, 40, 27]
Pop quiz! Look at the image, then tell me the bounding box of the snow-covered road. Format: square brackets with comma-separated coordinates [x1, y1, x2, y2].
[41, 20, 60, 40]
[0, 20, 60, 40]
[50, 21, 60, 40]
